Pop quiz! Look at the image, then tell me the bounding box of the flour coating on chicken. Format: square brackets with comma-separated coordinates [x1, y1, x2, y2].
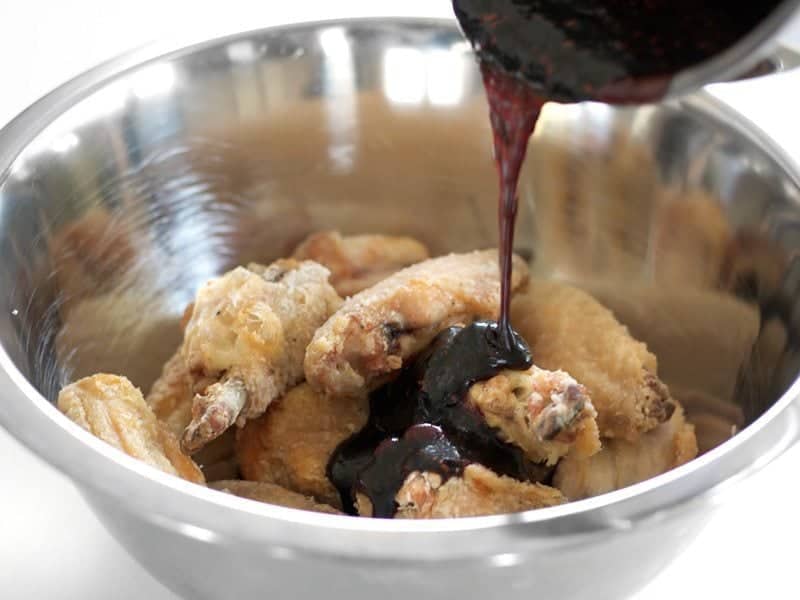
[468, 366, 601, 466]
[511, 280, 675, 441]
[181, 260, 341, 452]
[237, 383, 368, 508]
[305, 250, 529, 398]
[58, 374, 204, 484]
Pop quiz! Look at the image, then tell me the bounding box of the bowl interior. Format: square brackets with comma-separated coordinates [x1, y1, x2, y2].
[1, 19, 799, 457]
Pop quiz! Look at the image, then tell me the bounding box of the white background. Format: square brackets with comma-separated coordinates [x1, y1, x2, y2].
[2, 2, 800, 598]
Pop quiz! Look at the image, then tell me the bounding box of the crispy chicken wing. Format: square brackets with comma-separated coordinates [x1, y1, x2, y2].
[305, 250, 529, 397]
[357, 464, 565, 519]
[210, 480, 342, 514]
[511, 280, 675, 441]
[467, 366, 600, 466]
[292, 230, 430, 297]
[237, 383, 368, 508]
[146, 347, 239, 480]
[181, 260, 341, 453]
[553, 405, 697, 500]
[58, 374, 204, 484]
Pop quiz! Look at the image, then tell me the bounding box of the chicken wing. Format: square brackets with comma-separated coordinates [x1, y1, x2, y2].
[146, 347, 239, 480]
[292, 230, 430, 297]
[305, 250, 529, 397]
[210, 480, 342, 514]
[58, 374, 204, 484]
[181, 259, 342, 453]
[553, 405, 697, 500]
[467, 365, 601, 466]
[357, 463, 565, 519]
[511, 280, 675, 441]
[237, 383, 368, 508]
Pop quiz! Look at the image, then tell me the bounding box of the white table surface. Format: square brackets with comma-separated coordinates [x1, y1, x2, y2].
[2, 2, 800, 598]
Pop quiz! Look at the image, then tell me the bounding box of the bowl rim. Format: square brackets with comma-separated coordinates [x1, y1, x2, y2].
[1, 16, 799, 561]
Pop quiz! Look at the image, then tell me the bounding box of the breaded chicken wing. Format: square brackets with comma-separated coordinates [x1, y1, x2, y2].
[181, 260, 341, 453]
[58, 374, 204, 484]
[292, 230, 430, 297]
[511, 280, 675, 441]
[237, 383, 368, 508]
[305, 250, 529, 397]
[210, 480, 342, 514]
[357, 464, 565, 519]
[146, 347, 239, 480]
[467, 366, 600, 466]
[553, 405, 697, 500]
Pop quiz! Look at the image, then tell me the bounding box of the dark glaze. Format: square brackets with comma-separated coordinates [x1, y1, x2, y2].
[327, 321, 550, 517]
[481, 62, 545, 342]
[453, 0, 783, 103]
[357, 424, 468, 518]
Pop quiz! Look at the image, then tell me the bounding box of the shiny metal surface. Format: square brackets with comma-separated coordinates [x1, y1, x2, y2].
[1, 18, 800, 600]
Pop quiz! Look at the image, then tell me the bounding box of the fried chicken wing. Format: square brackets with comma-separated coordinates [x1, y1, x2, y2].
[305, 250, 529, 397]
[210, 480, 342, 514]
[237, 383, 368, 508]
[292, 230, 430, 297]
[467, 366, 600, 466]
[58, 374, 204, 484]
[181, 260, 342, 453]
[553, 405, 697, 500]
[357, 464, 565, 519]
[511, 280, 675, 441]
[146, 347, 239, 480]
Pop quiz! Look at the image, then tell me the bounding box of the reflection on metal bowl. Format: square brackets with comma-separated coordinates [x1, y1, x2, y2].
[1, 17, 800, 600]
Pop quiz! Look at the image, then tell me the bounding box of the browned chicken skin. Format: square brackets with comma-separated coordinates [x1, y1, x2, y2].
[58, 374, 204, 484]
[511, 280, 675, 441]
[237, 383, 368, 508]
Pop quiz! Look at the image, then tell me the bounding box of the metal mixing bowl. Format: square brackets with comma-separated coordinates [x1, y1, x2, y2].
[2, 17, 800, 600]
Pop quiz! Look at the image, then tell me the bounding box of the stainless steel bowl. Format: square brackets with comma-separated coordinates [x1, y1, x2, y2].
[2, 18, 800, 600]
